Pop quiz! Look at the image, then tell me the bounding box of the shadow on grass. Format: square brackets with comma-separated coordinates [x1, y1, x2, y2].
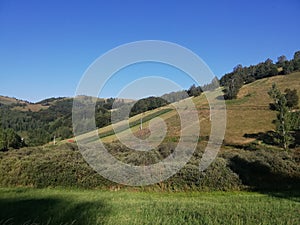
[0, 197, 110, 225]
[243, 131, 276, 146]
[260, 191, 300, 203]
[244, 130, 300, 149]
[292, 130, 300, 146]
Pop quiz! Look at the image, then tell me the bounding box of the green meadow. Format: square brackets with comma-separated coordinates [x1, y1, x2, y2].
[0, 188, 299, 225]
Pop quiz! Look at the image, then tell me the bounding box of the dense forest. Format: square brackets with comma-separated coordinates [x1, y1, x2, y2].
[0, 98, 114, 149]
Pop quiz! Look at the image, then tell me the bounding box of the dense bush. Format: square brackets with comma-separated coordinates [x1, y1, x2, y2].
[284, 88, 299, 108]
[225, 149, 300, 190]
[0, 143, 299, 191]
[0, 144, 113, 188]
[0, 128, 24, 151]
[129, 97, 169, 117]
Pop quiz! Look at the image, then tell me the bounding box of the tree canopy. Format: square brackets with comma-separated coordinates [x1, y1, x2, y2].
[220, 50, 300, 99]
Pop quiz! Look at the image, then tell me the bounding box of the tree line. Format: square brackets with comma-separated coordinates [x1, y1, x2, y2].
[220, 50, 300, 99]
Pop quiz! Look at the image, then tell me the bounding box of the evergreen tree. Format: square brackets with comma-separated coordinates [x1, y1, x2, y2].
[0, 128, 7, 151]
[268, 84, 294, 150]
[284, 88, 299, 109]
[293, 50, 300, 71]
[277, 55, 287, 66]
[224, 76, 243, 99]
[294, 51, 300, 61]
[187, 84, 202, 97]
[0, 128, 23, 150]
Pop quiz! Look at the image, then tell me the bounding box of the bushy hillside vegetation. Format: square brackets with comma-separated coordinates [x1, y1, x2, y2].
[0, 142, 299, 191]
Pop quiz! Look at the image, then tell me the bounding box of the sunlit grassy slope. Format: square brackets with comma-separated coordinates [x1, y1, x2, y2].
[64, 72, 300, 146]
[225, 72, 300, 144]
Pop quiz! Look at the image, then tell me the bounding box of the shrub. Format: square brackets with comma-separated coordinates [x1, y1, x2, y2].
[0, 143, 299, 191]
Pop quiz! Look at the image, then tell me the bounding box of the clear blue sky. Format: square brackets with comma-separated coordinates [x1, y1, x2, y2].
[0, 0, 299, 102]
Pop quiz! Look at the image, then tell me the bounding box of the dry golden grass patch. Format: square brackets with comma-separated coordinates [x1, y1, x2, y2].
[13, 104, 48, 112]
[225, 72, 299, 144]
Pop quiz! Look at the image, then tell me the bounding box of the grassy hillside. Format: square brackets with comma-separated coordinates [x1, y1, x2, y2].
[67, 72, 300, 146]
[0, 96, 48, 112]
[0, 96, 73, 112]
[190, 72, 299, 145]
[226, 72, 300, 144]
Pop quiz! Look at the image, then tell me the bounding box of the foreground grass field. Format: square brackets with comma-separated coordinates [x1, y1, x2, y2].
[0, 188, 299, 225]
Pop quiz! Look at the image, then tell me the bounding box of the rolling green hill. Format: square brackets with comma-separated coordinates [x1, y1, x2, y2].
[0, 72, 299, 191]
[66, 72, 300, 147]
